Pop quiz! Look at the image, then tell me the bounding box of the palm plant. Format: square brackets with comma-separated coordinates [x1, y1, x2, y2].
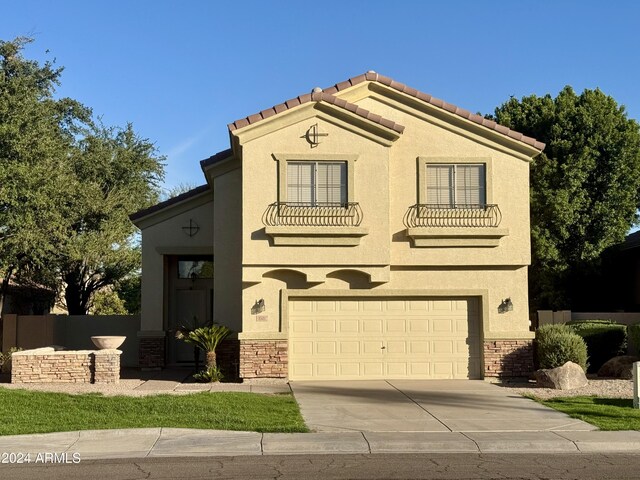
[175, 323, 232, 370]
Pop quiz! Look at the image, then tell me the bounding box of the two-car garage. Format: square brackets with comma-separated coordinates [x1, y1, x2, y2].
[288, 297, 482, 380]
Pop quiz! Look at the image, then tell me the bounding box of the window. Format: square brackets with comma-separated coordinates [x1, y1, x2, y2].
[177, 257, 213, 279]
[287, 161, 347, 205]
[426, 164, 485, 207]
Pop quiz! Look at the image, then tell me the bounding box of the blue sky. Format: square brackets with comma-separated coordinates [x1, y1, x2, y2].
[3, 1, 640, 193]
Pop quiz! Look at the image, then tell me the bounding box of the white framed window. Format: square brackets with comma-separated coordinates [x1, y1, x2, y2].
[426, 164, 486, 207]
[287, 161, 347, 205]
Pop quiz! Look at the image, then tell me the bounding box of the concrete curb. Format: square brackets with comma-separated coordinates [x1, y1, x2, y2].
[1, 428, 640, 460]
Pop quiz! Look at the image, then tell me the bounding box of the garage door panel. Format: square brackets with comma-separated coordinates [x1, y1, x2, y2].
[409, 300, 429, 311]
[317, 301, 336, 312]
[432, 340, 454, 354]
[292, 319, 313, 334]
[410, 362, 429, 375]
[363, 301, 383, 312]
[340, 341, 360, 354]
[338, 300, 359, 311]
[387, 363, 407, 376]
[363, 363, 384, 375]
[408, 319, 429, 332]
[292, 341, 313, 355]
[340, 363, 360, 376]
[432, 318, 453, 333]
[363, 319, 383, 333]
[386, 340, 406, 354]
[316, 363, 337, 376]
[386, 300, 406, 311]
[386, 319, 406, 333]
[289, 297, 481, 380]
[410, 341, 430, 354]
[316, 341, 336, 355]
[338, 319, 359, 333]
[363, 341, 384, 354]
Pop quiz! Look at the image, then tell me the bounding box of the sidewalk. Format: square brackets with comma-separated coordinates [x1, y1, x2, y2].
[1, 428, 640, 460]
[2, 371, 639, 459]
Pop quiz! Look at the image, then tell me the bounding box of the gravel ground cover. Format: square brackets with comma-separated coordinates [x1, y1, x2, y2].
[497, 377, 634, 399]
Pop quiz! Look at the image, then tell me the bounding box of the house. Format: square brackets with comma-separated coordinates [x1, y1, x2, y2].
[130, 71, 545, 380]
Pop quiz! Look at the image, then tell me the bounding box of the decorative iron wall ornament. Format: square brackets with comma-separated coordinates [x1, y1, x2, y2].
[182, 219, 200, 237]
[302, 123, 328, 148]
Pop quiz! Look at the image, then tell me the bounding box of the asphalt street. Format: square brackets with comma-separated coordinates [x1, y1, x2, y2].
[2, 453, 640, 480]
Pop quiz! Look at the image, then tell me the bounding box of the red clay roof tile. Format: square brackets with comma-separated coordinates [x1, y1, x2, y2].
[228, 71, 544, 151]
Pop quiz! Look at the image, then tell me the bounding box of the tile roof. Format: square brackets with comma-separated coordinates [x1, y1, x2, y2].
[228, 71, 545, 151]
[200, 148, 234, 169]
[228, 91, 405, 134]
[130, 184, 211, 222]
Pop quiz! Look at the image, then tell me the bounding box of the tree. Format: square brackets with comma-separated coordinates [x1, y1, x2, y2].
[492, 87, 640, 310]
[59, 123, 164, 314]
[90, 289, 127, 315]
[0, 37, 91, 311]
[0, 37, 164, 314]
[115, 274, 141, 314]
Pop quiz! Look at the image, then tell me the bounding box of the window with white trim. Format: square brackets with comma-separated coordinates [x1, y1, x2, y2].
[287, 161, 347, 205]
[426, 164, 486, 207]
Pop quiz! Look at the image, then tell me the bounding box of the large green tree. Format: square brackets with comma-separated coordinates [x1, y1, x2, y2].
[0, 37, 91, 311]
[0, 37, 164, 315]
[492, 87, 640, 310]
[60, 123, 163, 314]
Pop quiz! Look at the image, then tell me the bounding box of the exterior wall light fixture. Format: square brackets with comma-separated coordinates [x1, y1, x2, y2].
[251, 299, 266, 315]
[498, 298, 513, 314]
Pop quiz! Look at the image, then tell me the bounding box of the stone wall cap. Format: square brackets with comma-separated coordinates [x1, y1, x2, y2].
[93, 349, 123, 355]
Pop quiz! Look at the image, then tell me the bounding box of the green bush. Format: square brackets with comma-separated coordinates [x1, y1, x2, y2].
[628, 323, 640, 356]
[193, 366, 224, 383]
[536, 324, 588, 371]
[567, 320, 627, 373]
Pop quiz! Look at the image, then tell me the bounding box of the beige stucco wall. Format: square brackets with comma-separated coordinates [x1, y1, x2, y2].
[240, 112, 391, 266]
[234, 81, 535, 343]
[240, 267, 530, 340]
[213, 169, 243, 333]
[351, 89, 531, 267]
[139, 195, 214, 333]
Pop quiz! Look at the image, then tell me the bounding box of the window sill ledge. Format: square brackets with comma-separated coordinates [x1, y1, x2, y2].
[406, 227, 509, 247]
[265, 226, 369, 246]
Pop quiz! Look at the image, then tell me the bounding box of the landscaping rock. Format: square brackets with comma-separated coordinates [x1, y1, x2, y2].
[597, 356, 639, 379]
[534, 361, 588, 390]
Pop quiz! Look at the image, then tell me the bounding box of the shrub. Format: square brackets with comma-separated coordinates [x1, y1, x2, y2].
[567, 320, 627, 373]
[628, 323, 640, 356]
[536, 324, 588, 371]
[193, 366, 224, 383]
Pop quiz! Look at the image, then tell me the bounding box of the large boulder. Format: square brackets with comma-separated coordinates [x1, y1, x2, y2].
[534, 361, 588, 390]
[597, 355, 639, 379]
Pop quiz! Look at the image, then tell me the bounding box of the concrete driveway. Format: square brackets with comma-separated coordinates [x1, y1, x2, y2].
[290, 380, 595, 433]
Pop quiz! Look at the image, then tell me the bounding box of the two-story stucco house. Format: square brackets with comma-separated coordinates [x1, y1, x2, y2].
[131, 71, 545, 381]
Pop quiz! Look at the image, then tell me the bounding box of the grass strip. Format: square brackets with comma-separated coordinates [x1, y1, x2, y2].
[536, 396, 640, 431]
[0, 389, 308, 436]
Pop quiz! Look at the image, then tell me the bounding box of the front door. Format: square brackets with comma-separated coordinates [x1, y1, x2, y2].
[167, 255, 214, 365]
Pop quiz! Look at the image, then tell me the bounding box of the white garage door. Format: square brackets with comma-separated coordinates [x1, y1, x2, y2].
[288, 297, 481, 380]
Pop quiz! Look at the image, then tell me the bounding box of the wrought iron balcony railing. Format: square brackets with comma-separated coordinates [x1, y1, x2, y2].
[263, 202, 363, 227]
[404, 204, 502, 228]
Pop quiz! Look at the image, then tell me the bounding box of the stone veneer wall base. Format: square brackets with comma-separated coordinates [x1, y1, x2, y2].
[484, 339, 534, 378]
[239, 340, 287, 379]
[139, 336, 165, 369]
[11, 347, 121, 384]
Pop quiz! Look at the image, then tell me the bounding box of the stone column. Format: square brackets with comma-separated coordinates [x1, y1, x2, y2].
[93, 349, 122, 383]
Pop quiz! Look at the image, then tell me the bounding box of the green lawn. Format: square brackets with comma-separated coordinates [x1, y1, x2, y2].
[0, 389, 308, 436]
[537, 396, 640, 430]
